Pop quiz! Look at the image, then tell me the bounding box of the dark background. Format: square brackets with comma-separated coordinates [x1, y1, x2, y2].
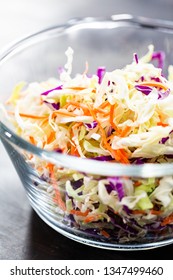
[1, 0, 173, 260]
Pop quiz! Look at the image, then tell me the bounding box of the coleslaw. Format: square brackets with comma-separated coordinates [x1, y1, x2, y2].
[4, 45, 173, 242]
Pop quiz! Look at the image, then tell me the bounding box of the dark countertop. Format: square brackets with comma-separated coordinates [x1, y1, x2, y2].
[1, 0, 173, 260]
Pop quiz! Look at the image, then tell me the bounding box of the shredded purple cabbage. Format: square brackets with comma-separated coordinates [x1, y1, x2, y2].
[44, 100, 60, 110]
[107, 177, 124, 201]
[107, 210, 138, 235]
[160, 137, 169, 144]
[41, 85, 62, 96]
[97, 67, 106, 84]
[140, 76, 145, 82]
[152, 51, 165, 69]
[92, 155, 113, 161]
[135, 84, 170, 99]
[54, 148, 63, 153]
[158, 88, 170, 99]
[72, 179, 84, 190]
[151, 77, 161, 83]
[135, 85, 152, 95]
[134, 53, 139, 64]
[132, 157, 147, 164]
[84, 121, 98, 129]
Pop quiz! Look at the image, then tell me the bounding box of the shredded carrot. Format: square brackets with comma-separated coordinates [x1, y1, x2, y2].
[66, 86, 86, 91]
[109, 104, 118, 131]
[157, 112, 168, 123]
[84, 214, 102, 223]
[150, 209, 162, 215]
[70, 209, 90, 217]
[100, 230, 110, 238]
[70, 141, 80, 157]
[133, 181, 142, 187]
[40, 118, 49, 127]
[161, 213, 173, 226]
[47, 131, 56, 144]
[120, 126, 131, 137]
[93, 108, 110, 116]
[29, 136, 36, 145]
[106, 133, 116, 142]
[48, 163, 66, 211]
[157, 121, 168, 127]
[115, 149, 129, 164]
[137, 81, 168, 91]
[87, 104, 129, 164]
[97, 100, 109, 109]
[9, 111, 48, 120]
[70, 123, 82, 157]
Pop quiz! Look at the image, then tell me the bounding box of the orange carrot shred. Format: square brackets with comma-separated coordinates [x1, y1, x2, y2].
[84, 214, 102, 223]
[48, 163, 66, 211]
[157, 121, 168, 127]
[161, 213, 173, 226]
[100, 230, 110, 238]
[109, 104, 118, 131]
[120, 126, 131, 137]
[87, 104, 129, 164]
[134, 181, 142, 187]
[137, 81, 168, 91]
[29, 136, 36, 145]
[150, 210, 163, 215]
[70, 209, 90, 217]
[9, 111, 48, 120]
[47, 131, 56, 144]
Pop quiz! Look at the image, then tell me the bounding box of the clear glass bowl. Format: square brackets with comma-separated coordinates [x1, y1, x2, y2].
[1, 14, 173, 250]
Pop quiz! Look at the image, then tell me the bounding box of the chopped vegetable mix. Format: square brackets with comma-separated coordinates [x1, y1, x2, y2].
[3, 45, 173, 242]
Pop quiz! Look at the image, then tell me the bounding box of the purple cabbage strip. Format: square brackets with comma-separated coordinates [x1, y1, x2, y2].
[107, 210, 138, 235]
[140, 75, 145, 82]
[134, 53, 139, 64]
[160, 130, 172, 145]
[71, 179, 84, 196]
[107, 177, 124, 201]
[71, 179, 84, 190]
[97, 67, 106, 84]
[44, 100, 60, 110]
[84, 120, 98, 129]
[159, 137, 169, 144]
[92, 155, 113, 161]
[54, 148, 63, 153]
[158, 88, 170, 100]
[152, 51, 165, 69]
[135, 85, 152, 95]
[151, 77, 161, 83]
[41, 85, 62, 96]
[132, 157, 148, 164]
[135, 84, 170, 99]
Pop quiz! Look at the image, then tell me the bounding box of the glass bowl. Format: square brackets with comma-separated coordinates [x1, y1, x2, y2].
[1, 14, 173, 250]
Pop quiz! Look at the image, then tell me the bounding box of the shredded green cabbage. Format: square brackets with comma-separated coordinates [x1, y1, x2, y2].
[3, 45, 173, 243]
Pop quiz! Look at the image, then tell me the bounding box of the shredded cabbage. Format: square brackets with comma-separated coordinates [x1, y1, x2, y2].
[3, 45, 173, 243]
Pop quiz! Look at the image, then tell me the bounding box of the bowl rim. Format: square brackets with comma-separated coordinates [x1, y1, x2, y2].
[1, 13, 173, 178]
